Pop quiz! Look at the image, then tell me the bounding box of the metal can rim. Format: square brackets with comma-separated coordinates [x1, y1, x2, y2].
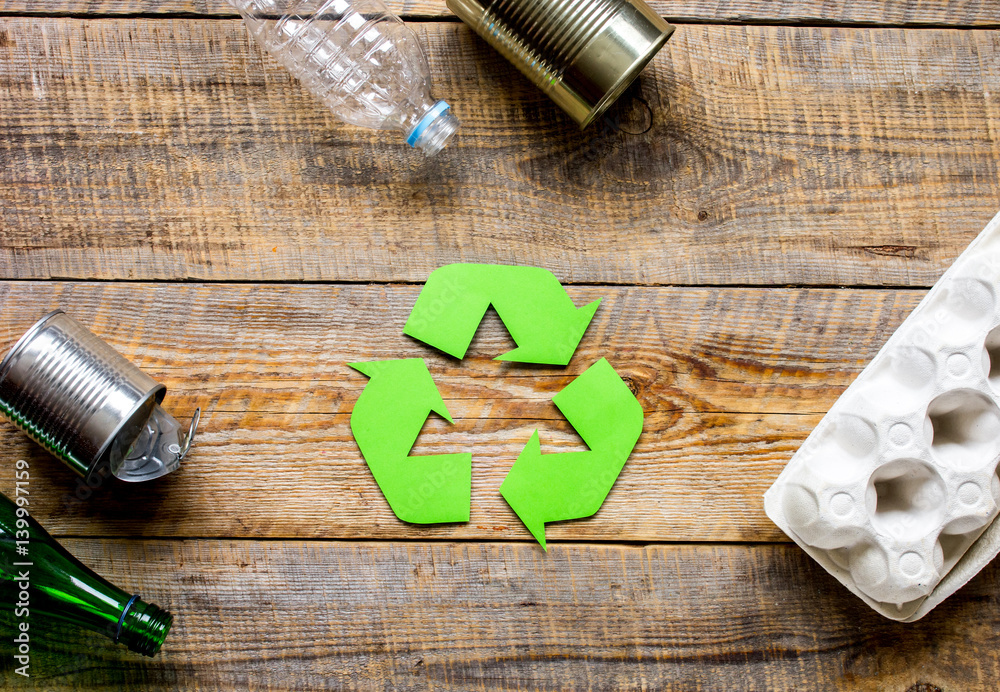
[576, 22, 673, 129]
[87, 384, 166, 481]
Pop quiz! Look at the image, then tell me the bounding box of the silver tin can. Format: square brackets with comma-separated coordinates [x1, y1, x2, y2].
[448, 0, 674, 127]
[0, 310, 198, 482]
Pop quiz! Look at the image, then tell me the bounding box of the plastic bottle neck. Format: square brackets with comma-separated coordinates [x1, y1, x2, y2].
[405, 100, 459, 155]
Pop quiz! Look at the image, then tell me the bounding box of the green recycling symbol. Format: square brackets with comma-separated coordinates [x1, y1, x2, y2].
[350, 264, 644, 549]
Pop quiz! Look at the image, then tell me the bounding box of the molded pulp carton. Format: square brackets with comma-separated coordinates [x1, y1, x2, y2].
[765, 210, 1000, 621]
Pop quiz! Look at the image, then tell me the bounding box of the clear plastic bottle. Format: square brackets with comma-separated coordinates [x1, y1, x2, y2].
[230, 0, 459, 155]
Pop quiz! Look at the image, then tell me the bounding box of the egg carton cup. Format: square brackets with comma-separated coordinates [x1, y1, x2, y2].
[765, 210, 1000, 621]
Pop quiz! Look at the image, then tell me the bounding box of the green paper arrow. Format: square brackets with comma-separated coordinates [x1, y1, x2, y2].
[403, 263, 601, 365]
[500, 358, 644, 549]
[349, 359, 471, 524]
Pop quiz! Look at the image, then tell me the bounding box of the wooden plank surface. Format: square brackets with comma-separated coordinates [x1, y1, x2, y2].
[1, 540, 997, 690]
[1, 0, 999, 26]
[0, 281, 920, 542]
[1, 18, 998, 285]
[2, 1, 999, 688]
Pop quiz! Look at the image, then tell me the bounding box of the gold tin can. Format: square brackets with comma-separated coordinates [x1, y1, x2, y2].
[448, 0, 674, 127]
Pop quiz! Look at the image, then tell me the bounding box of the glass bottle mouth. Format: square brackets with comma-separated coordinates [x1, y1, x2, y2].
[117, 596, 173, 657]
[407, 100, 459, 156]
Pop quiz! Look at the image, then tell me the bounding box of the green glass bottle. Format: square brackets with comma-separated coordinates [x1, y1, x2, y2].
[0, 490, 172, 656]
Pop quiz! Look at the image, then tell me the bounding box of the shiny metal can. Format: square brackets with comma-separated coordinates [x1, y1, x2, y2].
[0, 310, 198, 482]
[448, 0, 673, 127]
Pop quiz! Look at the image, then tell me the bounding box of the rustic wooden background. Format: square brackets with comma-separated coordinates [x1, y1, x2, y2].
[0, 0, 998, 689]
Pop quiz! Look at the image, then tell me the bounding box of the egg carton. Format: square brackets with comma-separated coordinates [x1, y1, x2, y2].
[765, 210, 1000, 622]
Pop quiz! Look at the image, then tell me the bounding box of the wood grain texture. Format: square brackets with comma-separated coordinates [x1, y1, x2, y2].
[0, 281, 921, 542]
[1, 540, 997, 690]
[0, 4, 996, 689]
[1, 18, 998, 285]
[1, 0, 999, 26]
